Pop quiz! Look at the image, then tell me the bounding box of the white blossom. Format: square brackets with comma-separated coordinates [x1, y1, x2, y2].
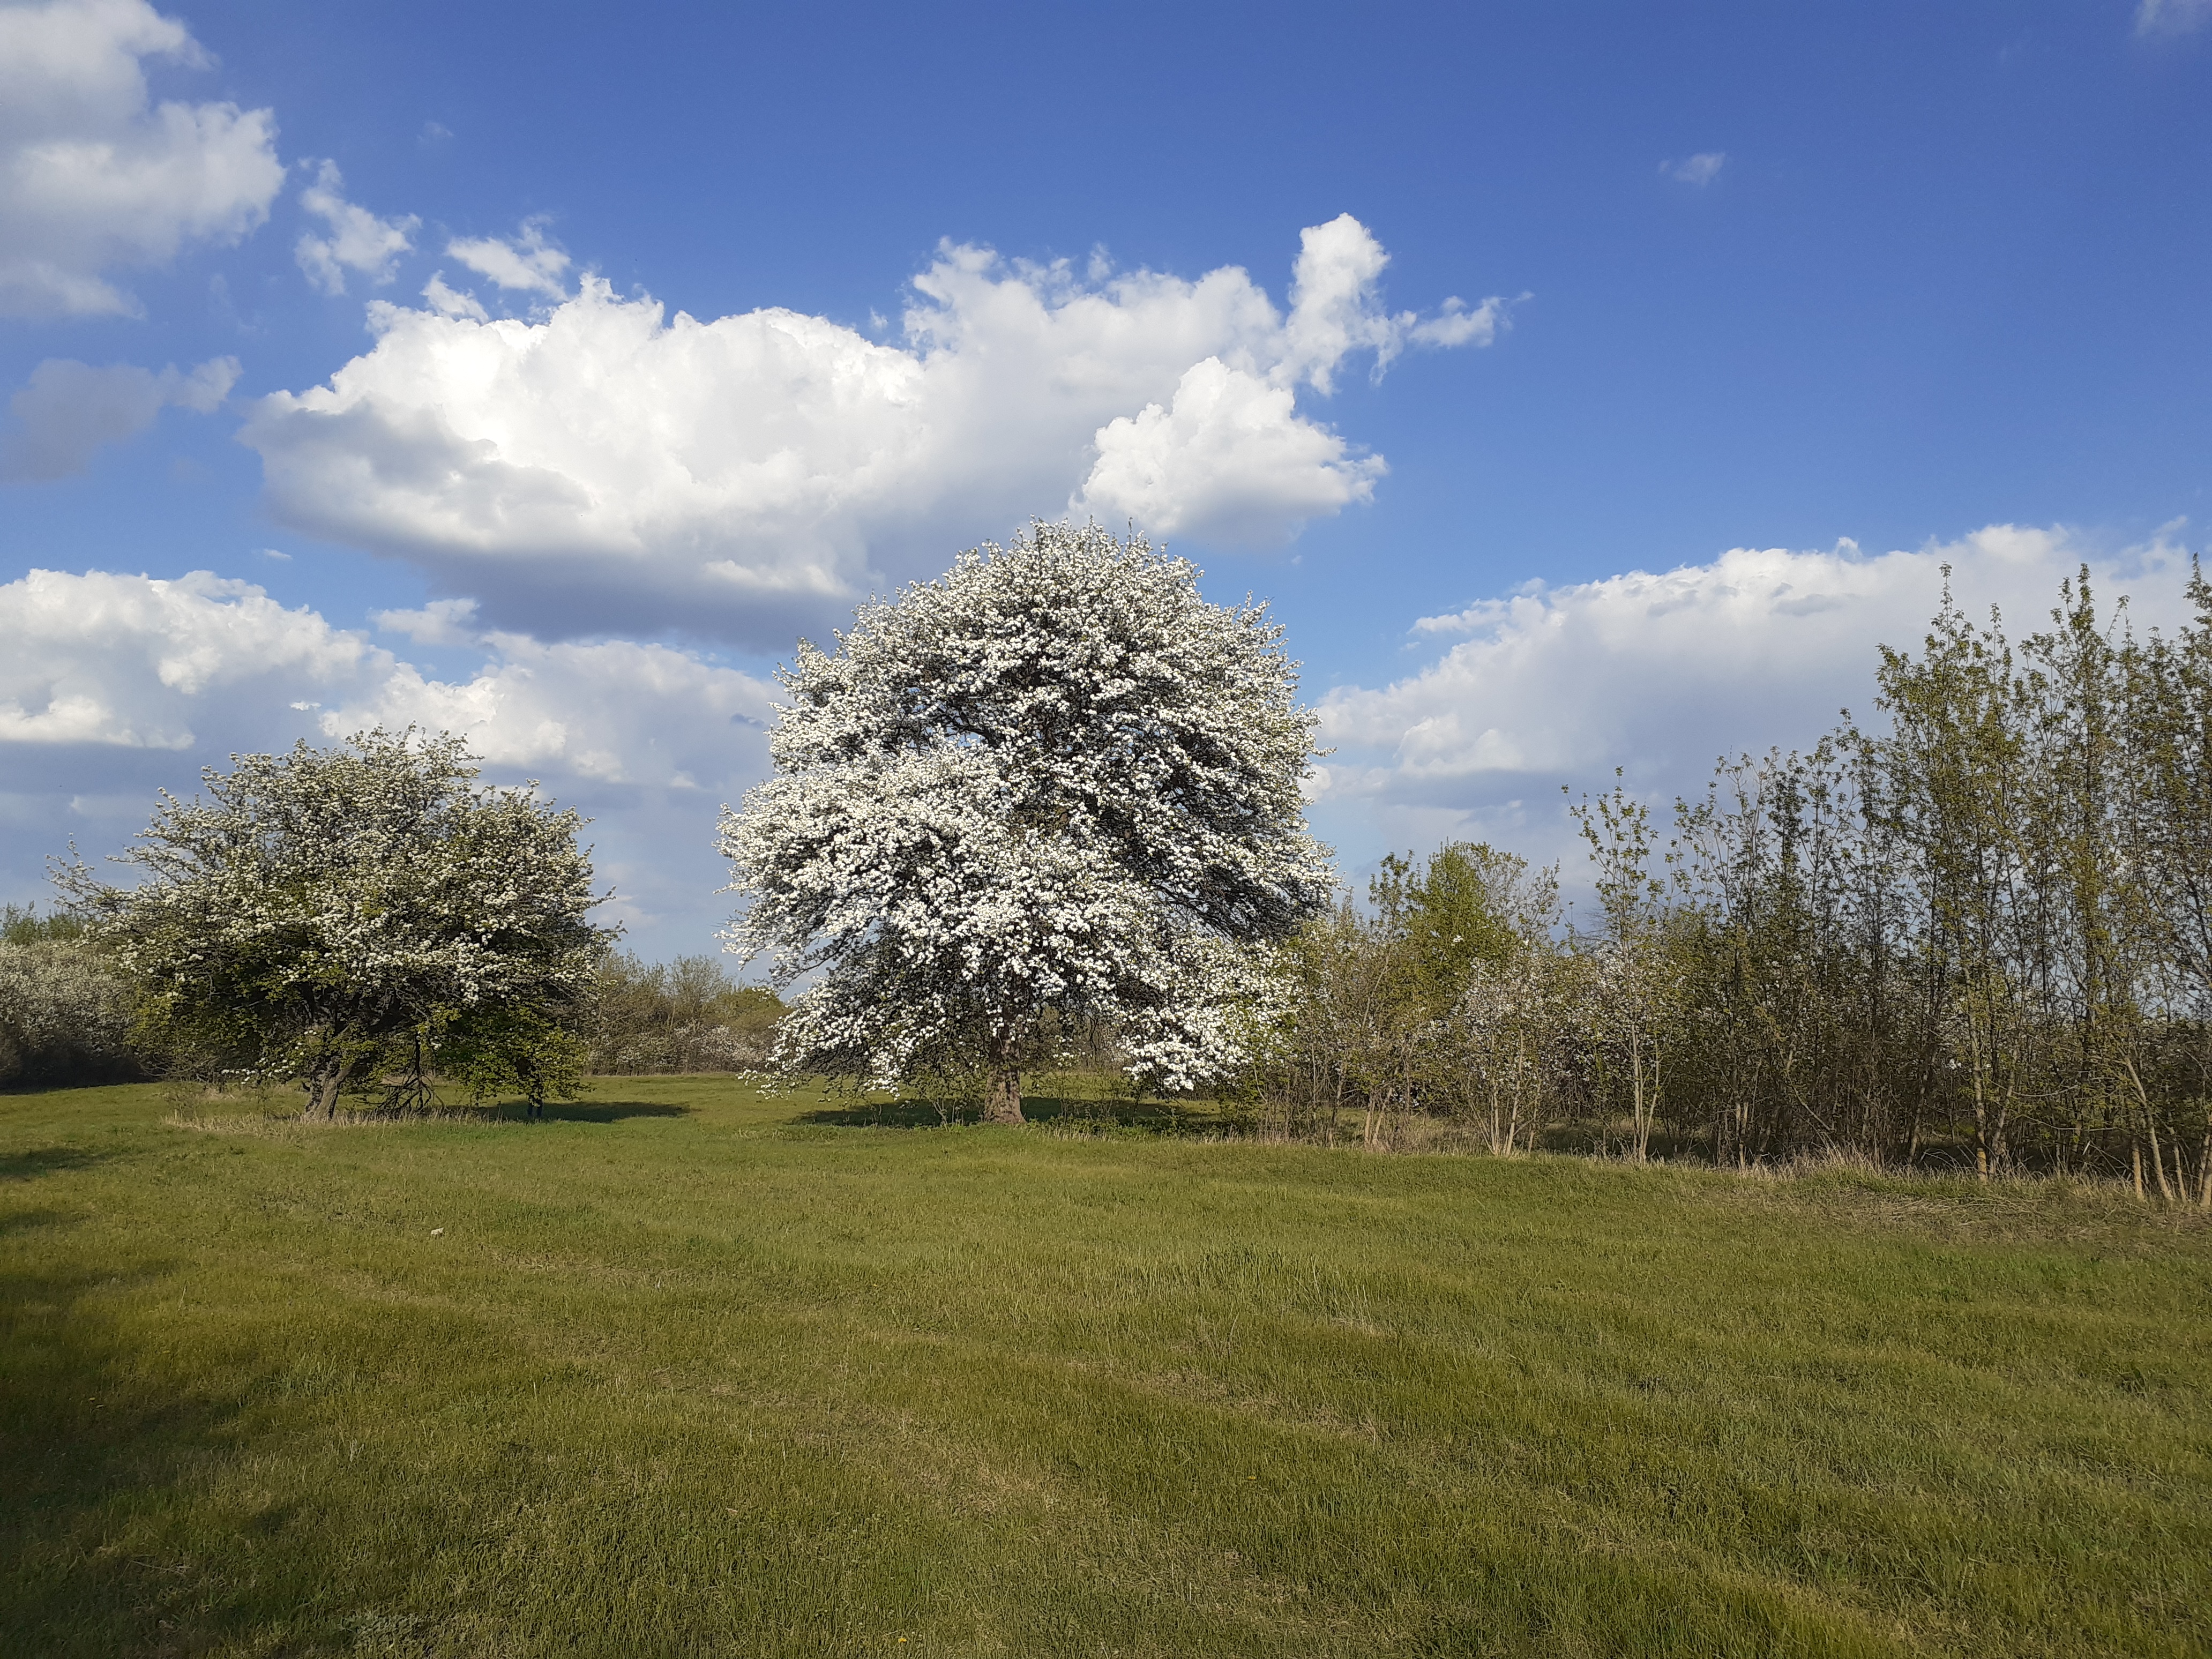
[60, 728, 612, 1113]
[0, 939, 137, 1083]
[719, 522, 1334, 1114]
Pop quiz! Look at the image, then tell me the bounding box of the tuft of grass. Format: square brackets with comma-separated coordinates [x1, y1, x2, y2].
[3, 1078, 2207, 1657]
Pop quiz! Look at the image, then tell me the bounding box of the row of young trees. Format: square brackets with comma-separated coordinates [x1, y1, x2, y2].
[1248, 569, 2212, 1199]
[718, 527, 2201, 1201]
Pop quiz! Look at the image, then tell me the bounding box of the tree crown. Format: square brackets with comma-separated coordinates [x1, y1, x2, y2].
[61, 728, 611, 1104]
[722, 522, 1333, 1097]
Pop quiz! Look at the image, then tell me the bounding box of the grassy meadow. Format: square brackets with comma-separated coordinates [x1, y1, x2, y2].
[2, 1078, 2208, 1657]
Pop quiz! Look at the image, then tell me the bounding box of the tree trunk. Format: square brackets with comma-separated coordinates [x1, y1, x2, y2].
[1630, 1038, 1649, 1164]
[1968, 1011, 1992, 1182]
[984, 1063, 1023, 1124]
[313, 1068, 344, 1120]
[2147, 1108, 2176, 1202]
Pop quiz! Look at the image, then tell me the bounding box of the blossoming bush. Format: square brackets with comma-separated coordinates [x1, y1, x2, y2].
[0, 939, 141, 1087]
[62, 730, 612, 1116]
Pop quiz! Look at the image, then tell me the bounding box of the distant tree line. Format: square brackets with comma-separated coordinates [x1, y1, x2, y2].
[583, 953, 782, 1075]
[1246, 567, 2212, 1201]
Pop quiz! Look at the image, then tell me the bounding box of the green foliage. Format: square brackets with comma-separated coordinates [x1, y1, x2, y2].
[435, 1004, 588, 1118]
[0, 904, 85, 946]
[1369, 840, 1544, 1011]
[59, 729, 612, 1116]
[1257, 846, 1562, 1149]
[1568, 771, 1666, 943]
[2, 1078, 2205, 1656]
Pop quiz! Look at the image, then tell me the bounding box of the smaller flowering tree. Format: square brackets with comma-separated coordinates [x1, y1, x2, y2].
[720, 522, 1335, 1120]
[61, 729, 612, 1116]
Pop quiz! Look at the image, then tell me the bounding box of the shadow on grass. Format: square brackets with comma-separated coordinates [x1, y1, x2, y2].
[491, 1101, 692, 1124]
[0, 1261, 259, 1656]
[0, 1207, 78, 1238]
[793, 1095, 1218, 1134]
[0, 1147, 110, 1183]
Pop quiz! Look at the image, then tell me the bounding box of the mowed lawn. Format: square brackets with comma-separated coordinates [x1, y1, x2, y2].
[2, 1081, 2207, 1658]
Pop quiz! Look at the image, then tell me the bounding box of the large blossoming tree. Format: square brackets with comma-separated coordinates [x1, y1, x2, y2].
[61, 730, 612, 1117]
[720, 522, 1335, 1120]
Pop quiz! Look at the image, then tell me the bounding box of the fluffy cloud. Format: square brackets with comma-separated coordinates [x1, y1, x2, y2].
[0, 566, 772, 776]
[241, 214, 1506, 645]
[1312, 524, 2199, 830]
[1075, 358, 1386, 545]
[332, 625, 774, 788]
[1271, 214, 1508, 391]
[0, 353, 236, 480]
[420, 272, 487, 321]
[0, 567, 377, 748]
[0, 0, 285, 318]
[1664, 152, 1727, 186]
[293, 159, 418, 295]
[445, 220, 569, 298]
[370, 595, 479, 645]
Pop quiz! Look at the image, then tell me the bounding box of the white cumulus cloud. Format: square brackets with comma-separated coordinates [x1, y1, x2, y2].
[294, 159, 418, 295]
[370, 595, 480, 645]
[420, 272, 487, 320]
[1, 353, 237, 480]
[1272, 213, 1508, 391]
[445, 219, 569, 298]
[325, 633, 774, 787]
[1311, 524, 2199, 837]
[1074, 357, 1386, 545]
[240, 215, 1507, 646]
[0, 567, 773, 781]
[0, 0, 285, 319]
[0, 567, 378, 748]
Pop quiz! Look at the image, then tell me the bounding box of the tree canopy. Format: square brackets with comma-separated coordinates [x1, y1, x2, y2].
[61, 729, 611, 1116]
[721, 521, 1334, 1119]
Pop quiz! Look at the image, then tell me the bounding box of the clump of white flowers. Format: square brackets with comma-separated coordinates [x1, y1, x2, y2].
[0, 939, 139, 1086]
[61, 729, 612, 1116]
[720, 521, 1335, 1119]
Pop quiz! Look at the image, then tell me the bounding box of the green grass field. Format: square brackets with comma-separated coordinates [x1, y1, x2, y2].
[3, 1079, 2208, 1658]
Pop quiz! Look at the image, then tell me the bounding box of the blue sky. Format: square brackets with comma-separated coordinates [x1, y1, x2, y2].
[4, 0, 2208, 958]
